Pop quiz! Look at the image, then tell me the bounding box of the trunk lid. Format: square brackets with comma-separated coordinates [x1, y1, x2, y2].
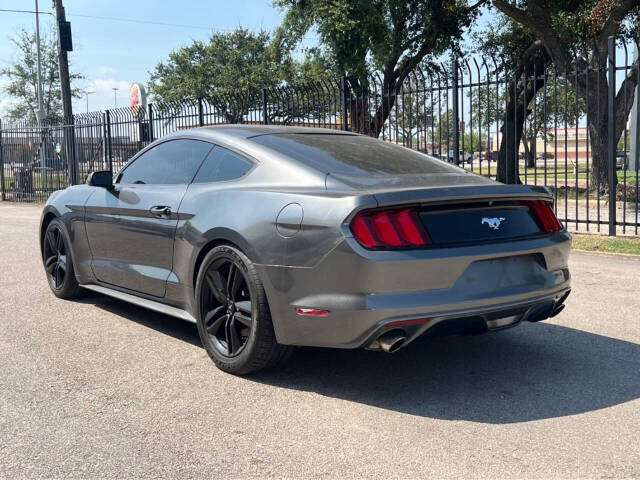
[347, 183, 558, 248]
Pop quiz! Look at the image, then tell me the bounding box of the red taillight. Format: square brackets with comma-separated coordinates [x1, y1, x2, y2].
[350, 208, 432, 249]
[394, 209, 430, 245]
[351, 215, 380, 247]
[527, 200, 563, 233]
[371, 212, 403, 246]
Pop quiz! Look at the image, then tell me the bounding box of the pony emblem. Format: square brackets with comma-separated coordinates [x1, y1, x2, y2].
[481, 217, 506, 230]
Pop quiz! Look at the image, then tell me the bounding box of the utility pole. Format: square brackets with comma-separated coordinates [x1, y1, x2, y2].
[53, 0, 75, 183]
[53, 0, 73, 122]
[112, 87, 119, 108]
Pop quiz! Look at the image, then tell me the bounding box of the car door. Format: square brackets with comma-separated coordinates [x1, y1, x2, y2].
[84, 139, 214, 297]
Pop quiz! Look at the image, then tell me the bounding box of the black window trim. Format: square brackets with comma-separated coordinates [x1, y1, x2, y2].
[114, 137, 215, 186]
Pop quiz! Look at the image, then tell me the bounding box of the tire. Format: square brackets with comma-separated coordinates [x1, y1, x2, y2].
[195, 244, 293, 375]
[42, 218, 82, 299]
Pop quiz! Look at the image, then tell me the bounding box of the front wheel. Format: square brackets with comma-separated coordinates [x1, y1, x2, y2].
[42, 218, 82, 299]
[195, 245, 293, 375]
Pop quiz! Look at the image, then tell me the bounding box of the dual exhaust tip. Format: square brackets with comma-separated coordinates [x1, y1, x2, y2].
[372, 295, 569, 354]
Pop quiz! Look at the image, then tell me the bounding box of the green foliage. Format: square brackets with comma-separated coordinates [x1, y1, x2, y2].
[148, 27, 337, 106]
[468, 71, 586, 141]
[273, 0, 481, 79]
[289, 47, 339, 85]
[472, 15, 534, 72]
[148, 28, 337, 123]
[0, 27, 83, 123]
[490, 0, 640, 187]
[273, 0, 485, 136]
[149, 28, 289, 102]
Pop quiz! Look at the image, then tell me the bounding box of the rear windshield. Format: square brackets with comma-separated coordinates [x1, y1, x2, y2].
[249, 134, 456, 175]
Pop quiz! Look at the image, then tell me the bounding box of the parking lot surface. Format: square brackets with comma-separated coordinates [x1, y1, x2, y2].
[1, 202, 639, 478]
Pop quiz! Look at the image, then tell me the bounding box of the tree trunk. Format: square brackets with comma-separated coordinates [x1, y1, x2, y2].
[523, 136, 536, 168]
[497, 58, 546, 184]
[497, 84, 525, 184]
[588, 122, 609, 191]
[580, 70, 611, 193]
[574, 66, 637, 193]
[369, 75, 397, 138]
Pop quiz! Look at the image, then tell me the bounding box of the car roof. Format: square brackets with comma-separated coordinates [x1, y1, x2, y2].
[170, 124, 358, 141]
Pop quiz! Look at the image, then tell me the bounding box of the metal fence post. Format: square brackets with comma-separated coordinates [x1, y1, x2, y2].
[608, 36, 617, 236]
[452, 52, 460, 167]
[340, 76, 349, 131]
[198, 98, 204, 127]
[261, 88, 269, 125]
[148, 103, 154, 141]
[105, 110, 113, 174]
[66, 117, 77, 185]
[0, 118, 5, 201]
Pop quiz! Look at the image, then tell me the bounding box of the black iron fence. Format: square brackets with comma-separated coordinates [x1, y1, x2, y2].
[1, 37, 638, 235]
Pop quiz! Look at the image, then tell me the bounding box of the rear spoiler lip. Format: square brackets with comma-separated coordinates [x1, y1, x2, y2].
[371, 184, 553, 209]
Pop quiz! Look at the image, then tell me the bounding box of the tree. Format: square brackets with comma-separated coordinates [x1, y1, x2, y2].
[273, 0, 487, 136]
[471, 15, 551, 182]
[149, 27, 331, 123]
[469, 61, 585, 172]
[492, 0, 640, 190]
[149, 28, 291, 102]
[0, 27, 82, 123]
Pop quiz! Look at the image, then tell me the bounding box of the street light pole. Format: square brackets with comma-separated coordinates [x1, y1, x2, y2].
[85, 91, 94, 114]
[34, 0, 44, 123]
[112, 87, 118, 108]
[34, 0, 46, 193]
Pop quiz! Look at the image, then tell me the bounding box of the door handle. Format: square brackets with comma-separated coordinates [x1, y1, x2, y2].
[149, 205, 172, 217]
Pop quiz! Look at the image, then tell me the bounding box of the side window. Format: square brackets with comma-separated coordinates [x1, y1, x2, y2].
[117, 139, 213, 185]
[192, 146, 254, 183]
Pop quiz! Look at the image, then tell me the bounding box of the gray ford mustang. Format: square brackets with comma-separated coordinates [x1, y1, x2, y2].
[40, 125, 571, 374]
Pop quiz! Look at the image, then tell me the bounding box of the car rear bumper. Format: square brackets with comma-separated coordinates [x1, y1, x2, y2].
[257, 230, 572, 348]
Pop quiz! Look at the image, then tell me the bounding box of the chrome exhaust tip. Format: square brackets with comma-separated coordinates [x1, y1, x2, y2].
[376, 330, 407, 353]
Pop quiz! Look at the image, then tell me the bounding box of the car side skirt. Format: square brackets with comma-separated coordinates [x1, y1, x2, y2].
[81, 284, 197, 323]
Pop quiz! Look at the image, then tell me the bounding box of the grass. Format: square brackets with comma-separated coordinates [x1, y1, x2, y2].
[2, 171, 69, 191]
[467, 164, 637, 183]
[571, 233, 640, 255]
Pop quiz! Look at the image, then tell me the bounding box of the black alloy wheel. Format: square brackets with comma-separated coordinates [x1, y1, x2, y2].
[42, 218, 81, 299]
[201, 257, 253, 357]
[195, 245, 293, 374]
[43, 223, 69, 290]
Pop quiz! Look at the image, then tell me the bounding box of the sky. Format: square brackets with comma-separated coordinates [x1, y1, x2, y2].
[0, 0, 307, 114]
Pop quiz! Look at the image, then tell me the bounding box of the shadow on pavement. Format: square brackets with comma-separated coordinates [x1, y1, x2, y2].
[81, 292, 640, 424]
[78, 291, 201, 347]
[250, 322, 640, 424]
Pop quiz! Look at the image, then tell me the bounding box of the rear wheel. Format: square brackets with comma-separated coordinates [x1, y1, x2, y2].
[42, 218, 82, 299]
[195, 245, 292, 375]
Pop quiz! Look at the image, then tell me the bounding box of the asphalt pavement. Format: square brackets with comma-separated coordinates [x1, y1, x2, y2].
[1, 202, 639, 478]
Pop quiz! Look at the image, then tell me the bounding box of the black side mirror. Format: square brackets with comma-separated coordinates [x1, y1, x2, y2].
[87, 170, 113, 189]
